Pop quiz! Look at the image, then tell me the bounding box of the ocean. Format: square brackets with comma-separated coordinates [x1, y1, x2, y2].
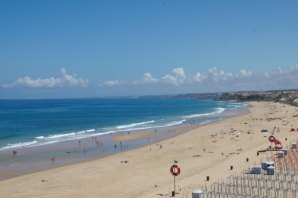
[0, 98, 246, 151]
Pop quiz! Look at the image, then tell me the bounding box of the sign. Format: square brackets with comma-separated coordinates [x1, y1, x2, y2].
[170, 164, 181, 176]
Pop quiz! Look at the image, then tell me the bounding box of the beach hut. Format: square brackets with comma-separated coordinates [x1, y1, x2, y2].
[292, 142, 297, 149]
[267, 166, 275, 175]
[261, 161, 267, 170]
[277, 151, 284, 158]
[266, 161, 274, 169]
[281, 148, 288, 155]
[250, 166, 262, 174]
[192, 189, 204, 198]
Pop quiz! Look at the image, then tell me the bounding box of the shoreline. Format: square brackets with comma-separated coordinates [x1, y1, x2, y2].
[1, 101, 297, 197]
[0, 103, 248, 181]
[0, 99, 237, 152]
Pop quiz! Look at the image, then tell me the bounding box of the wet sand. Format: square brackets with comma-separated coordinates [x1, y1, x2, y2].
[112, 131, 152, 142]
[0, 102, 298, 197]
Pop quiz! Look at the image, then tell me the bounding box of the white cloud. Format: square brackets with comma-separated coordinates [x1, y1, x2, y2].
[207, 67, 253, 82]
[258, 65, 298, 88]
[98, 65, 298, 91]
[161, 74, 179, 85]
[262, 65, 298, 78]
[2, 68, 89, 88]
[173, 67, 186, 80]
[238, 69, 253, 78]
[160, 67, 187, 85]
[2, 76, 63, 88]
[221, 71, 233, 81]
[208, 67, 218, 81]
[104, 67, 189, 87]
[143, 73, 158, 83]
[208, 67, 234, 81]
[192, 72, 207, 82]
[60, 68, 89, 87]
[101, 80, 126, 87]
[263, 72, 271, 78]
[130, 73, 159, 86]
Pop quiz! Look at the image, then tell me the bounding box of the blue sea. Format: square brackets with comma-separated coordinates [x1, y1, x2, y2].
[0, 98, 246, 150]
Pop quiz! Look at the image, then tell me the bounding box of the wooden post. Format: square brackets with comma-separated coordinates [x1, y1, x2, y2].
[174, 175, 176, 195]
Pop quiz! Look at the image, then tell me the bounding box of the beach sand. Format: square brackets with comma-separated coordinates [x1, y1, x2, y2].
[0, 101, 298, 198]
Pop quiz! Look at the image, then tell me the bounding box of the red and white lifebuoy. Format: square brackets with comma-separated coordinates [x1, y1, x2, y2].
[269, 135, 275, 143]
[170, 164, 181, 176]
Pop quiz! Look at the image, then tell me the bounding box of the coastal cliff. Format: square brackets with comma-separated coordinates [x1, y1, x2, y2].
[141, 90, 298, 106]
[217, 90, 298, 106]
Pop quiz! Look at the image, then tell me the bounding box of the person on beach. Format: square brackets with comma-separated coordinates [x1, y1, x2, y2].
[51, 156, 55, 165]
[12, 150, 17, 157]
[120, 141, 123, 150]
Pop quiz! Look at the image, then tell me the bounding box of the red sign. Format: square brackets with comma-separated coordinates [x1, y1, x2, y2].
[170, 164, 181, 176]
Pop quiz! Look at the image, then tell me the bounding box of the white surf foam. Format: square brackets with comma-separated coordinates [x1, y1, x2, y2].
[184, 108, 225, 119]
[116, 120, 155, 129]
[77, 130, 86, 134]
[77, 129, 95, 134]
[0, 140, 38, 150]
[47, 132, 76, 139]
[216, 107, 225, 113]
[35, 129, 96, 142]
[163, 119, 186, 127]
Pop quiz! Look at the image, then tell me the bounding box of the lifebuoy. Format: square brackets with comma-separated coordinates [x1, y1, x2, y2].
[170, 164, 181, 176]
[269, 135, 275, 143]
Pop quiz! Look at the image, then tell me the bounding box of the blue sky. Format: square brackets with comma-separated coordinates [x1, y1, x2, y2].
[1, 1, 298, 98]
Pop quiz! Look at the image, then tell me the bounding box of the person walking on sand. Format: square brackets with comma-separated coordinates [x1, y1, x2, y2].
[12, 150, 17, 157]
[83, 145, 87, 153]
[120, 141, 123, 150]
[51, 156, 55, 165]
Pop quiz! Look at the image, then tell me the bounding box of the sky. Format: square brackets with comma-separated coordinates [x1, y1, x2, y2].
[1, 0, 298, 99]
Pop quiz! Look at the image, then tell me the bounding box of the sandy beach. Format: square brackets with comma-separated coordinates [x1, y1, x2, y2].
[0, 101, 298, 198]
